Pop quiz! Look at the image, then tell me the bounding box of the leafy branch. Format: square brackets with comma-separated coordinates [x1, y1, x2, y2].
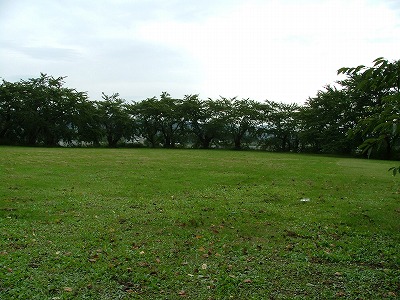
[388, 166, 400, 176]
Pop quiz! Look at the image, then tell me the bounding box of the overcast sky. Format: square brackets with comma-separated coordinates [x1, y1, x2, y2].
[1, 0, 399, 104]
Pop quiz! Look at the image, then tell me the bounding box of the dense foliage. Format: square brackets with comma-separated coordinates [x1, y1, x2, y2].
[1, 58, 399, 159]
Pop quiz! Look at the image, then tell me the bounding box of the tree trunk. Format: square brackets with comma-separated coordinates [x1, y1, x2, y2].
[234, 136, 241, 150]
[281, 135, 287, 151]
[384, 136, 392, 160]
[163, 136, 170, 148]
[27, 130, 38, 146]
[202, 137, 212, 149]
[107, 134, 118, 147]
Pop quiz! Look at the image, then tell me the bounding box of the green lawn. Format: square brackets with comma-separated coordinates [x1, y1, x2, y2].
[0, 147, 399, 299]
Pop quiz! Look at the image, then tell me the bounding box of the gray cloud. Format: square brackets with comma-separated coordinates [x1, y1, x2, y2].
[17, 45, 81, 61]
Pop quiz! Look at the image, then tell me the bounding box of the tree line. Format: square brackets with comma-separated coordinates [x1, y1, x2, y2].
[0, 57, 399, 160]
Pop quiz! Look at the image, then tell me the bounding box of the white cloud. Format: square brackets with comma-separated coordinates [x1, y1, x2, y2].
[0, 0, 399, 103]
[136, 0, 400, 102]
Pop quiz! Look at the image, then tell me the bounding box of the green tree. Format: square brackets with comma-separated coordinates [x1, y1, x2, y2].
[0, 74, 96, 146]
[14, 74, 89, 146]
[220, 97, 268, 150]
[298, 85, 355, 154]
[157, 92, 186, 148]
[130, 93, 186, 148]
[17, 75, 54, 145]
[181, 95, 225, 148]
[263, 101, 300, 152]
[0, 80, 23, 144]
[130, 97, 162, 148]
[75, 99, 103, 146]
[97, 93, 132, 147]
[338, 57, 400, 159]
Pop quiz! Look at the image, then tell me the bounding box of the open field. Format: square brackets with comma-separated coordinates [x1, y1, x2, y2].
[0, 147, 399, 299]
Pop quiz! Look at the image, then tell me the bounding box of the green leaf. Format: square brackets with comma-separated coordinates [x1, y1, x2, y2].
[367, 146, 373, 159]
[373, 57, 385, 66]
[337, 67, 349, 75]
[354, 65, 365, 73]
[389, 166, 400, 176]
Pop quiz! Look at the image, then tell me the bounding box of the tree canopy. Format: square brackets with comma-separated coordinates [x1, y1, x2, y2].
[1, 58, 399, 159]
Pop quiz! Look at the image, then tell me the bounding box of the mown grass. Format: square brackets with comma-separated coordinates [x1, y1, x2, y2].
[0, 147, 399, 299]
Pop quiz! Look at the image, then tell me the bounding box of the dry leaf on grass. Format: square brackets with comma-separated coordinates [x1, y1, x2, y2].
[178, 290, 187, 297]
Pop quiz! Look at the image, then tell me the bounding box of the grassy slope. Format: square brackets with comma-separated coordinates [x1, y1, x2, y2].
[0, 147, 399, 299]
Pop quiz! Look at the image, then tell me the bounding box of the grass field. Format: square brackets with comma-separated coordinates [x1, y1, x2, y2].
[0, 147, 399, 299]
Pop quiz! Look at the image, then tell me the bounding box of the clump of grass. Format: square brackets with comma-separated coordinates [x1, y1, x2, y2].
[0, 147, 399, 299]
